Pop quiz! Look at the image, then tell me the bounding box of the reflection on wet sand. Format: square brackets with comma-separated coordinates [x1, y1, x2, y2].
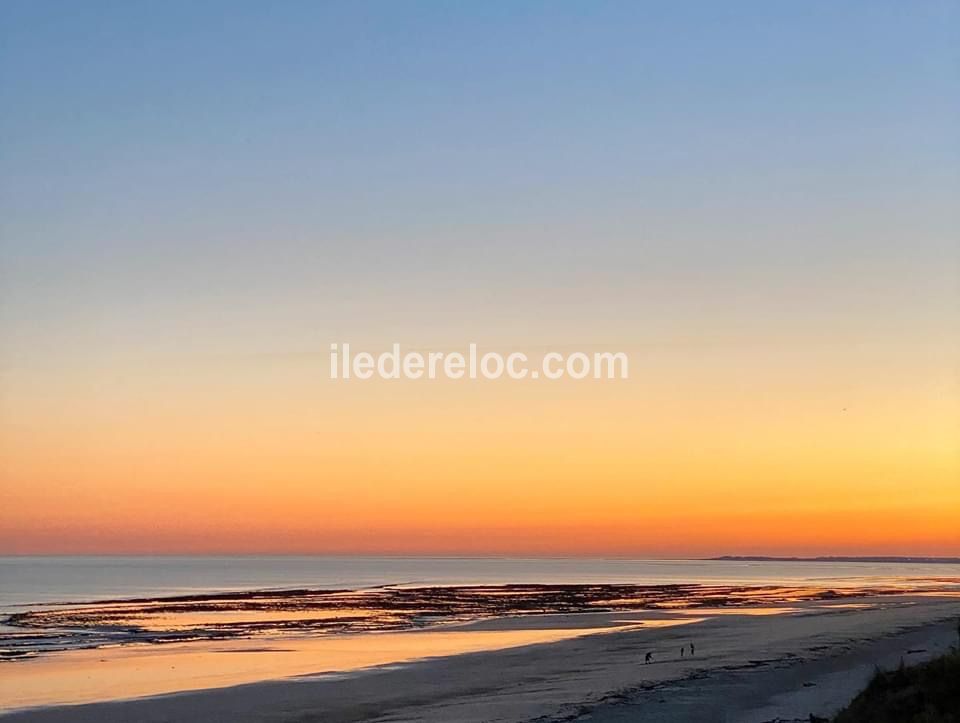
[2, 582, 924, 660]
[0, 616, 699, 709]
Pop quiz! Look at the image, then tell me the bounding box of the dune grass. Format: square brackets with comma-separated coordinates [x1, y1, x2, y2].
[832, 648, 960, 723]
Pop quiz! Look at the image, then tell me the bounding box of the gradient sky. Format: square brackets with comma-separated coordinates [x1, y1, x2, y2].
[1, 1, 958, 555]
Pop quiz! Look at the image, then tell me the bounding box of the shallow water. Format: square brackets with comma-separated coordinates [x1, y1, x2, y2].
[0, 617, 674, 710]
[2, 582, 889, 660]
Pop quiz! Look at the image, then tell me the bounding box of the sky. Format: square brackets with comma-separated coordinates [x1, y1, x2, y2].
[1, 1, 958, 556]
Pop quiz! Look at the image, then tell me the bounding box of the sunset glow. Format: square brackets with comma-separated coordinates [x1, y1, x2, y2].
[1, 1, 957, 558]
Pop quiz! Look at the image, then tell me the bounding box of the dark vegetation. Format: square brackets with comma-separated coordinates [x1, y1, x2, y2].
[832, 648, 960, 723]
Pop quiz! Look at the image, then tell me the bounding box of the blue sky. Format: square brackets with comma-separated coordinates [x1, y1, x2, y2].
[1, 0, 957, 358]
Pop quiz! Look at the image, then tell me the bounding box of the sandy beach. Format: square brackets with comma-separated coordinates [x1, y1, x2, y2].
[2, 591, 957, 722]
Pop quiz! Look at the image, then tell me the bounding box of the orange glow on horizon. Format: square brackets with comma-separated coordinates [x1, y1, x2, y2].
[2, 342, 957, 557]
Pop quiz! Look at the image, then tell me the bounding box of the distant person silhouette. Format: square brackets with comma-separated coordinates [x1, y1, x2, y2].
[680, 646, 685, 657]
[690, 642, 695, 656]
[645, 651, 653, 664]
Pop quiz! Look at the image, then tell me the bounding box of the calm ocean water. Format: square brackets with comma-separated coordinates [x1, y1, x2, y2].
[3, 556, 959, 614]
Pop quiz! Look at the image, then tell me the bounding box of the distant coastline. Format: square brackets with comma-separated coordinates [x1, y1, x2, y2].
[710, 555, 960, 564]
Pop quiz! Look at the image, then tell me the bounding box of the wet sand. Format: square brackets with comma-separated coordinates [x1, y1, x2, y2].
[0, 613, 699, 709]
[2, 592, 957, 722]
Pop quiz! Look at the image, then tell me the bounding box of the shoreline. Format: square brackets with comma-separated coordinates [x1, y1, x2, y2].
[2, 593, 957, 722]
[4, 581, 928, 660]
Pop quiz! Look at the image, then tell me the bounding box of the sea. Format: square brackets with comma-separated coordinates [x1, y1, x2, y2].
[3, 555, 959, 613]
